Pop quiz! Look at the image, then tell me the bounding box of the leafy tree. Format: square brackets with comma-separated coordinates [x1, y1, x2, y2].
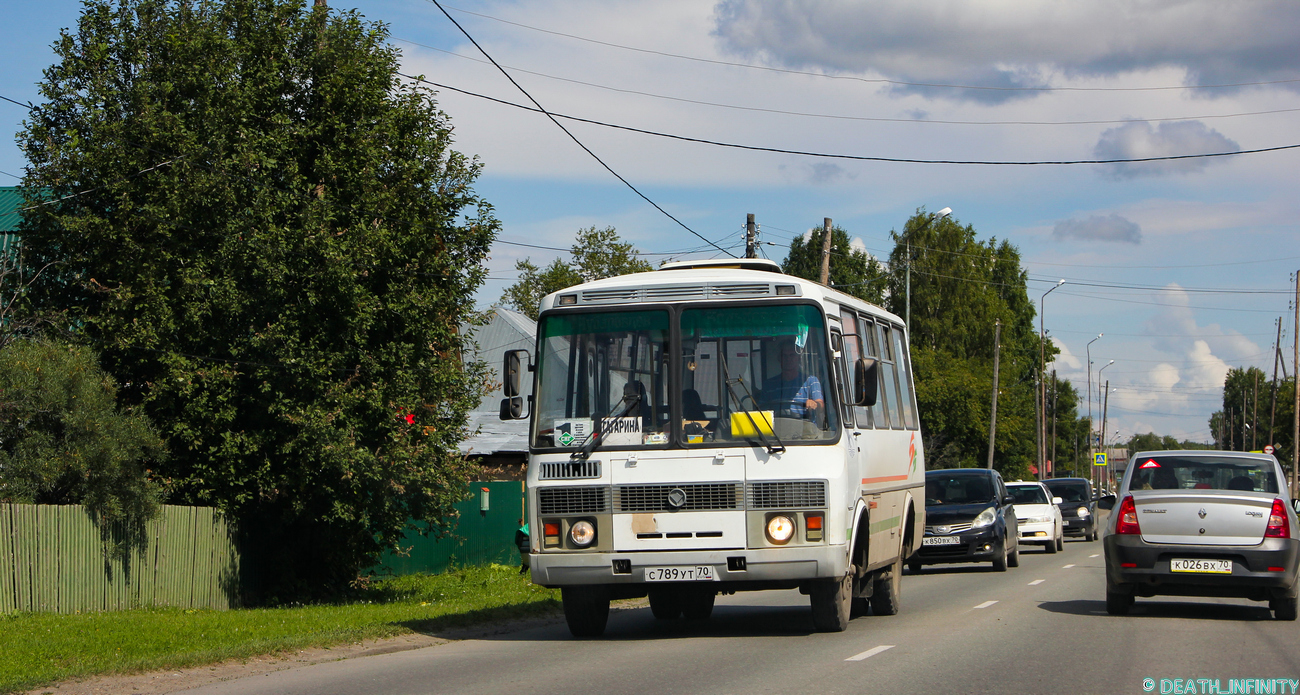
[879, 210, 1064, 479]
[18, 0, 498, 598]
[781, 224, 887, 304]
[499, 226, 650, 320]
[0, 340, 164, 554]
[1211, 368, 1293, 463]
[1124, 432, 1214, 458]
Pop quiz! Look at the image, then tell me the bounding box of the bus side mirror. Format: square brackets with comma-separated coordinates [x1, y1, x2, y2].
[853, 357, 879, 407]
[500, 396, 524, 420]
[502, 349, 530, 397]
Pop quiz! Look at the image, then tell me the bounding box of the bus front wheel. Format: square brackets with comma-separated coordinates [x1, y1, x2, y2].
[562, 586, 610, 637]
[810, 573, 852, 632]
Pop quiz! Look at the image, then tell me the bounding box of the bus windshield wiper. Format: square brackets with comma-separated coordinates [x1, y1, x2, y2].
[721, 359, 786, 455]
[571, 392, 641, 461]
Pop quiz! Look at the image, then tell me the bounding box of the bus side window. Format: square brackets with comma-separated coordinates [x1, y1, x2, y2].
[838, 309, 862, 427]
[892, 324, 918, 430]
[878, 324, 903, 430]
[860, 316, 884, 428]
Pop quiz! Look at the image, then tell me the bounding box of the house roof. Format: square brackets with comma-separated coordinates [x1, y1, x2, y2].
[0, 187, 24, 233]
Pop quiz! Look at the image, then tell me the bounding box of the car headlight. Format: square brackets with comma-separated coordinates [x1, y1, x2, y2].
[569, 520, 596, 547]
[971, 507, 996, 529]
[1076, 507, 1090, 519]
[766, 515, 796, 544]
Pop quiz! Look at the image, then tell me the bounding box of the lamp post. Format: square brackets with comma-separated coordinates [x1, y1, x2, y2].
[1038, 279, 1065, 480]
[905, 206, 951, 329]
[1086, 333, 1102, 486]
[1097, 360, 1114, 488]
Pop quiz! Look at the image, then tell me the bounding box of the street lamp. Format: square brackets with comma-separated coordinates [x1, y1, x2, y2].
[905, 206, 952, 329]
[1098, 360, 1114, 405]
[1039, 279, 1065, 480]
[1086, 333, 1102, 488]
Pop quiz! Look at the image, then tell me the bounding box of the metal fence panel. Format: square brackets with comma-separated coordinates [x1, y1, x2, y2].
[372, 481, 527, 576]
[0, 504, 239, 614]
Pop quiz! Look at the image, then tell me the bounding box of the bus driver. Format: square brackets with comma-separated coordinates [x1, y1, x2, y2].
[762, 340, 824, 424]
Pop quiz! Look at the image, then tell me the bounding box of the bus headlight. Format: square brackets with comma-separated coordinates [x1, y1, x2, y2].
[569, 520, 596, 547]
[766, 515, 796, 544]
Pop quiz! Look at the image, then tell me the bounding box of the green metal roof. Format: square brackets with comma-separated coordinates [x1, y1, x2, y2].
[0, 186, 25, 233]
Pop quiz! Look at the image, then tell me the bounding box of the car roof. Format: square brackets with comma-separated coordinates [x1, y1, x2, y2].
[926, 468, 994, 476]
[1044, 477, 1089, 484]
[1005, 481, 1046, 487]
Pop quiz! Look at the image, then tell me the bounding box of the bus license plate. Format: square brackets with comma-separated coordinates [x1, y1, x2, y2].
[1170, 558, 1232, 574]
[644, 566, 717, 582]
[922, 536, 960, 546]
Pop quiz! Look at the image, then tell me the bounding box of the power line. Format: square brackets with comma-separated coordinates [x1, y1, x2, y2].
[419, 1, 732, 257]
[413, 77, 1300, 166]
[396, 38, 1300, 128]
[438, 4, 1300, 95]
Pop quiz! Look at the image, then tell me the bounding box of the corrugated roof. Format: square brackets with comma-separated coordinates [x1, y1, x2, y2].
[0, 187, 24, 233]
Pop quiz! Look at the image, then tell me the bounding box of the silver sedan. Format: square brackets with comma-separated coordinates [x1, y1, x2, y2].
[1099, 450, 1299, 620]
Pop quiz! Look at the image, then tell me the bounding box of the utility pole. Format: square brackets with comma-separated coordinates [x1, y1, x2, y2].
[987, 319, 1001, 469]
[818, 218, 833, 285]
[1292, 268, 1299, 498]
[1051, 369, 1058, 478]
[1242, 388, 1248, 452]
[1270, 318, 1281, 454]
[1251, 372, 1259, 451]
[1101, 380, 1110, 489]
[746, 214, 756, 259]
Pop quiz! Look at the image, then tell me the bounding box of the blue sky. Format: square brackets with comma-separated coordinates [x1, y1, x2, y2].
[3, 0, 1298, 447]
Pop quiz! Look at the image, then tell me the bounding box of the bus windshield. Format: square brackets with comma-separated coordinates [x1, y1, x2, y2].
[680, 303, 837, 445]
[533, 310, 671, 450]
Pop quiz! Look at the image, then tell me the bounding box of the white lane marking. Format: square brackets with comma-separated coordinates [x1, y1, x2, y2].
[1028, 579, 1045, 585]
[846, 645, 895, 662]
[1090, 554, 1100, 558]
[1063, 564, 1076, 568]
[974, 600, 998, 609]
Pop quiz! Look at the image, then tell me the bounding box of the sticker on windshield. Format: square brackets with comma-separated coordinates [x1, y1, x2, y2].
[795, 323, 809, 349]
[602, 417, 642, 446]
[554, 419, 593, 447]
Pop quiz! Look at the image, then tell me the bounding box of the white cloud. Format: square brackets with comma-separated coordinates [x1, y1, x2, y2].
[1049, 336, 1081, 370]
[1093, 121, 1239, 178]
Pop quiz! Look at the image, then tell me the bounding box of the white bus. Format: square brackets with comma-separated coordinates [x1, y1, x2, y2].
[500, 258, 926, 636]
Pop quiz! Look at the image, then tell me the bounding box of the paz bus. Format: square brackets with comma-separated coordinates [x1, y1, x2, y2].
[499, 258, 926, 636]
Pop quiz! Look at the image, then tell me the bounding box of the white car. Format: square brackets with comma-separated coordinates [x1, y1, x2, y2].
[1007, 481, 1064, 553]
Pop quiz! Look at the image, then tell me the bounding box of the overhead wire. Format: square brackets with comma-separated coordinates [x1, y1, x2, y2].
[420, 0, 732, 257]
[406, 77, 1300, 166]
[395, 38, 1300, 128]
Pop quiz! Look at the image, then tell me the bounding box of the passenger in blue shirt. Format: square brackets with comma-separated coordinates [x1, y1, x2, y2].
[761, 341, 824, 422]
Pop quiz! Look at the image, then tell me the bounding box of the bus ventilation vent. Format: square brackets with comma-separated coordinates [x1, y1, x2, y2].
[747, 480, 828, 509]
[577, 284, 773, 304]
[538, 460, 602, 480]
[614, 483, 744, 512]
[538, 486, 610, 515]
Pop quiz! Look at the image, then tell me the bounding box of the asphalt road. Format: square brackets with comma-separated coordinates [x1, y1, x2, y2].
[180, 539, 1300, 695]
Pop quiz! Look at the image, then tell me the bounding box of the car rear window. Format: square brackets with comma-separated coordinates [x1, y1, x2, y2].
[1007, 485, 1049, 505]
[1129, 456, 1279, 493]
[925, 474, 993, 505]
[1046, 481, 1089, 502]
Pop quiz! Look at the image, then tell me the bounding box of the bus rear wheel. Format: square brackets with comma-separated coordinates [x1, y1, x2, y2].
[562, 586, 610, 637]
[870, 555, 903, 616]
[648, 588, 682, 620]
[682, 587, 716, 620]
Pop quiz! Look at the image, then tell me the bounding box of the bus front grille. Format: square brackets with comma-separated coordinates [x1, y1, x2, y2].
[538, 486, 610, 515]
[615, 483, 744, 512]
[538, 460, 602, 480]
[747, 480, 828, 509]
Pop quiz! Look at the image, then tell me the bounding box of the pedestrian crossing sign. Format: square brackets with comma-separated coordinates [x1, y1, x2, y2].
[1094, 453, 1107, 467]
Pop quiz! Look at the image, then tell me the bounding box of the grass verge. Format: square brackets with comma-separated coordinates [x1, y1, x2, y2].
[0, 564, 559, 694]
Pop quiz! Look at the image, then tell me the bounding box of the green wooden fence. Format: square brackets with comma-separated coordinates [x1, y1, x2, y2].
[0, 504, 239, 614]
[372, 481, 527, 576]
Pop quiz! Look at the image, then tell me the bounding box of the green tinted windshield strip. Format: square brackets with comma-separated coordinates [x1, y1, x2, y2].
[680, 303, 823, 339]
[540, 310, 669, 338]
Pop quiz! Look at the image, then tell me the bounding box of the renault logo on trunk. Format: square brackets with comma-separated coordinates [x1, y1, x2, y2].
[1198, 508, 1207, 519]
[667, 488, 687, 509]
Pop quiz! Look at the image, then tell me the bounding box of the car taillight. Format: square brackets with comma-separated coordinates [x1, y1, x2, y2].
[1115, 495, 1140, 535]
[1265, 499, 1290, 539]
